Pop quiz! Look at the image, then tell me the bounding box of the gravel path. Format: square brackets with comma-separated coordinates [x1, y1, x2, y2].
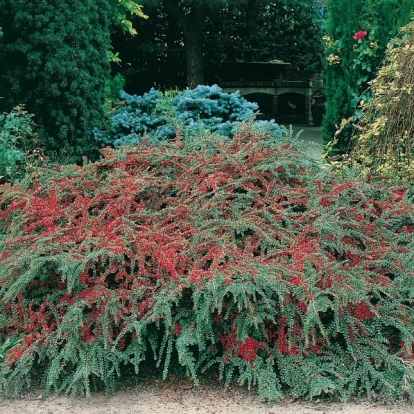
[1, 377, 412, 414]
[287, 124, 323, 161]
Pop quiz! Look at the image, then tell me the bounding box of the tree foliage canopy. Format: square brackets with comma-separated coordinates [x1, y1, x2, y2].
[112, 0, 326, 92]
[110, 0, 148, 35]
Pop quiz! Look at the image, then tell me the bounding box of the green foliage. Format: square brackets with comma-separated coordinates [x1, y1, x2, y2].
[109, 0, 148, 35]
[322, 0, 414, 152]
[111, 2, 189, 91]
[112, 0, 326, 92]
[206, 0, 326, 73]
[0, 337, 22, 362]
[94, 85, 282, 147]
[103, 74, 127, 115]
[0, 109, 25, 181]
[1, 125, 414, 401]
[0, 0, 112, 161]
[348, 21, 414, 182]
[0, 105, 41, 182]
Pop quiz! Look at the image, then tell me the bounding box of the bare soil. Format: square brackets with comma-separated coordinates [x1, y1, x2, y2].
[1, 376, 412, 414]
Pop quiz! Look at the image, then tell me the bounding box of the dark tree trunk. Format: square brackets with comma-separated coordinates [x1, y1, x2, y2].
[165, 0, 207, 87]
[182, 13, 205, 87]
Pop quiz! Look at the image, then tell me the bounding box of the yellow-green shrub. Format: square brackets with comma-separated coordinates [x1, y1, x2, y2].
[349, 21, 414, 182]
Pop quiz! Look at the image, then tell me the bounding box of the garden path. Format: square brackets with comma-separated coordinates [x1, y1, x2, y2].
[1, 377, 412, 414]
[289, 124, 323, 161]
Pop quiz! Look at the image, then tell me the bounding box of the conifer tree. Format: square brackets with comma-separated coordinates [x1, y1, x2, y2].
[0, 0, 112, 160]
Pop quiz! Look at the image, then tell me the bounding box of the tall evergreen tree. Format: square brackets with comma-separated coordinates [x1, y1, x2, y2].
[0, 0, 112, 160]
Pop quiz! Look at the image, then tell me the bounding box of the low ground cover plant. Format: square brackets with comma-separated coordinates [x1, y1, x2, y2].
[1, 126, 414, 401]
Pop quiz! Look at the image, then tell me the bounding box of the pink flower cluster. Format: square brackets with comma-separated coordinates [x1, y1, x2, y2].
[353, 31, 367, 41]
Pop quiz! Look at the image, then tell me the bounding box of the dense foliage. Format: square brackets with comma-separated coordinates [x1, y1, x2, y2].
[138, 0, 233, 86]
[109, 0, 148, 36]
[348, 21, 414, 182]
[94, 85, 282, 147]
[322, 0, 414, 153]
[0, 106, 29, 182]
[112, 0, 326, 92]
[206, 0, 326, 73]
[0, 0, 112, 160]
[0, 105, 49, 185]
[1, 126, 414, 401]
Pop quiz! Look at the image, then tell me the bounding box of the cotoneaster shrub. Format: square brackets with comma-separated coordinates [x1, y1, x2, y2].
[94, 84, 282, 147]
[1, 126, 414, 401]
